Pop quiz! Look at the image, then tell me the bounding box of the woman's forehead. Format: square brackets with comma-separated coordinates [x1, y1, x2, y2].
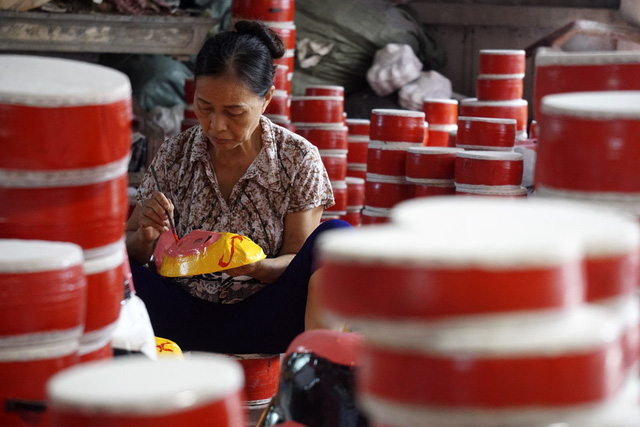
[195, 74, 259, 105]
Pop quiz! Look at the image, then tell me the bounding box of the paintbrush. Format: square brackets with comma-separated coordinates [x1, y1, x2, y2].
[150, 165, 180, 243]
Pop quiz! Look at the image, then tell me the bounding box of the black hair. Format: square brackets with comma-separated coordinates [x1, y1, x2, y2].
[194, 20, 286, 98]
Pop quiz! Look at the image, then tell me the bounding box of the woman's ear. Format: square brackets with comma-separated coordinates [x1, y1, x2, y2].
[261, 85, 276, 114]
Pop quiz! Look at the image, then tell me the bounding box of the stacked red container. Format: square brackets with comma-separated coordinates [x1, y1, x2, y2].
[454, 150, 526, 197]
[339, 177, 366, 227]
[346, 118, 370, 180]
[0, 55, 132, 367]
[405, 147, 461, 197]
[316, 197, 640, 426]
[422, 98, 458, 147]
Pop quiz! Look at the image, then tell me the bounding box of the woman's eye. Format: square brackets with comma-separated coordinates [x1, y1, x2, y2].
[227, 111, 243, 117]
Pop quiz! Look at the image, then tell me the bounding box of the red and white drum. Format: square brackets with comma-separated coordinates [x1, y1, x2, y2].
[265, 21, 296, 51]
[347, 136, 369, 165]
[231, 0, 294, 21]
[367, 141, 419, 177]
[365, 174, 415, 210]
[455, 150, 524, 187]
[476, 74, 524, 101]
[273, 49, 295, 81]
[346, 118, 370, 136]
[346, 163, 367, 180]
[479, 49, 526, 75]
[456, 116, 517, 151]
[291, 96, 344, 125]
[406, 147, 461, 181]
[340, 207, 362, 227]
[346, 177, 366, 209]
[459, 98, 528, 134]
[422, 98, 458, 125]
[455, 184, 528, 198]
[360, 206, 392, 226]
[295, 125, 348, 150]
[413, 181, 456, 198]
[230, 353, 280, 406]
[370, 109, 426, 144]
[305, 85, 345, 97]
[326, 180, 348, 215]
[319, 150, 348, 182]
[273, 64, 291, 93]
[426, 124, 457, 147]
[264, 90, 290, 118]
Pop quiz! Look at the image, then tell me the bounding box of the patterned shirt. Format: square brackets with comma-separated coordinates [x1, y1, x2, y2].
[137, 116, 334, 304]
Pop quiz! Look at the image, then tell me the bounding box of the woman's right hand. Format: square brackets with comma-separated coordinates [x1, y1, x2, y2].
[138, 191, 175, 243]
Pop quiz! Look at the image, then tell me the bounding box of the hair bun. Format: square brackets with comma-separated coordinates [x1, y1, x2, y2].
[234, 20, 286, 60]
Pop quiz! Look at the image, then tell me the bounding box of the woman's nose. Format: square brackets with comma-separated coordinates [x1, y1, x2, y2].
[210, 112, 227, 133]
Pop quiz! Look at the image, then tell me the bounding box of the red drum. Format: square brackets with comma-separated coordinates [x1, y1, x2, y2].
[414, 181, 456, 197]
[346, 177, 366, 208]
[426, 124, 457, 147]
[0, 166, 130, 250]
[365, 174, 415, 209]
[533, 49, 640, 121]
[231, 0, 294, 21]
[346, 118, 370, 136]
[347, 136, 369, 164]
[185, 77, 195, 105]
[456, 116, 517, 151]
[319, 150, 348, 182]
[274, 50, 295, 81]
[455, 150, 524, 187]
[406, 146, 462, 181]
[48, 354, 246, 427]
[264, 90, 290, 118]
[230, 354, 280, 405]
[460, 98, 528, 133]
[529, 119, 538, 140]
[79, 337, 113, 363]
[477, 74, 524, 101]
[456, 184, 528, 198]
[347, 163, 367, 180]
[422, 98, 458, 125]
[361, 207, 391, 225]
[295, 125, 348, 150]
[370, 109, 426, 143]
[340, 208, 362, 227]
[0, 55, 132, 171]
[317, 221, 584, 321]
[273, 64, 290, 93]
[291, 96, 344, 125]
[479, 49, 526, 75]
[536, 91, 640, 193]
[265, 21, 296, 51]
[305, 85, 345, 97]
[367, 141, 419, 177]
[327, 180, 348, 214]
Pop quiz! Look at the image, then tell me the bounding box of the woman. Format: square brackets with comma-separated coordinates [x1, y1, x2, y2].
[126, 20, 351, 355]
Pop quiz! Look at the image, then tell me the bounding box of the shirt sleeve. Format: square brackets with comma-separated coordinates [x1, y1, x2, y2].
[287, 145, 335, 213]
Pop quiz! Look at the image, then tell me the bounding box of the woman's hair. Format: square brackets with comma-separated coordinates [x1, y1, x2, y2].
[194, 20, 286, 97]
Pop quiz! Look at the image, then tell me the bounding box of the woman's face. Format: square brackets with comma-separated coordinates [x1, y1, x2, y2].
[193, 73, 273, 153]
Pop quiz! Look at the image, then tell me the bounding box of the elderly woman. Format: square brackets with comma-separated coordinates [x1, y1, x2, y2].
[126, 20, 350, 355]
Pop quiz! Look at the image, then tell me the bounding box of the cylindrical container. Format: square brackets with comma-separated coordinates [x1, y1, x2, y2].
[273, 64, 290, 93]
[479, 49, 526, 75]
[427, 124, 457, 147]
[476, 74, 524, 101]
[347, 163, 367, 180]
[459, 98, 528, 133]
[367, 141, 419, 177]
[455, 150, 524, 187]
[347, 135, 369, 165]
[413, 180, 456, 197]
[456, 116, 517, 151]
[78, 323, 116, 363]
[326, 180, 348, 215]
[0, 55, 131, 171]
[273, 49, 295, 81]
[340, 208, 362, 227]
[422, 98, 458, 125]
[305, 85, 345, 97]
[529, 119, 538, 140]
[0, 165, 130, 250]
[456, 184, 528, 198]
[264, 21, 296, 51]
[346, 177, 366, 208]
[370, 109, 426, 144]
[534, 49, 640, 121]
[317, 222, 584, 322]
[48, 354, 246, 426]
[264, 90, 290, 118]
[230, 354, 280, 406]
[319, 150, 348, 182]
[291, 96, 344, 125]
[346, 118, 370, 136]
[231, 0, 294, 21]
[405, 147, 462, 181]
[295, 125, 348, 150]
[361, 207, 391, 225]
[536, 91, 640, 193]
[365, 174, 415, 210]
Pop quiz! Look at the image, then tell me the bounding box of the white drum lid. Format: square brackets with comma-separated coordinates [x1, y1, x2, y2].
[345, 118, 370, 125]
[423, 98, 458, 105]
[540, 91, 640, 119]
[371, 108, 425, 118]
[456, 150, 523, 161]
[536, 48, 640, 67]
[0, 239, 83, 273]
[480, 49, 525, 55]
[407, 146, 462, 155]
[461, 98, 528, 107]
[458, 116, 518, 125]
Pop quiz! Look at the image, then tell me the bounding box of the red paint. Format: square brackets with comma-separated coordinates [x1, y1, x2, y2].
[405, 147, 460, 180]
[479, 50, 526, 75]
[476, 76, 524, 101]
[459, 99, 528, 132]
[218, 235, 244, 268]
[0, 99, 131, 171]
[585, 252, 639, 302]
[296, 126, 348, 150]
[414, 183, 456, 197]
[285, 330, 364, 367]
[456, 117, 517, 151]
[291, 96, 344, 124]
[319, 262, 582, 320]
[359, 342, 621, 407]
[235, 356, 281, 403]
[231, 0, 294, 21]
[370, 110, 426, 143]
[365, 179, 415, 209]
[455, 153, 523, 186]
[422, 99, 458, 125]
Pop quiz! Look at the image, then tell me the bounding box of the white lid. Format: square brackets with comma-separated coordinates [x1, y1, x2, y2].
[262, 20, 296, 29]
[536, 48, 640, 67]
[0, 239, 83, 273]
[540, 91, 640, 119]
[291, 95, 343, 101]
[371, 108, 425, 118]
[346, 176, 365, 185]
[480, 49, 525, 55]
[461, 98, 528, 107]
[48, 354, 244, 415]
[392, 198, 640, 257]
[423, 98, 458, 105]
[83, 245, 125, 276]
[317, 222, 582, 269]
[345, 118, 371, 125]
[429, 123, 458, 132]
[0, 55, 131, 106]
[456, 150, 523, 161]
[407, 146, 462, 155]
[458, 116, 517, 125]
[477, 73, 525, 80]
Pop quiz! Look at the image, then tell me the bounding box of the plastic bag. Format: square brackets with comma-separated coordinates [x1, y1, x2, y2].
[367, 43, 423, 97]
[158, 229, 266, 277]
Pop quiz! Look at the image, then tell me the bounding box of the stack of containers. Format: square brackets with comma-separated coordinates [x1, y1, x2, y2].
[0, 240, 86, 426]
[535, 91, 640, 221]
[362, 109, 424, 225]
[422, 98, 458, 147]
[232, 0, 296, 130]
[317, 197, 640, 427]
[460, 49, 529, 140]
[0, 55, 132, 364]
[340, 177, 366, 227]
[345, 118, 370, 180]
[292, 86, 348, 222]
[182, 78, 198, 132]
[405, 147, 461, 197]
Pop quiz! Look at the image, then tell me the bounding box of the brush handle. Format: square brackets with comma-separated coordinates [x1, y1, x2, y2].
[150, 165, 180, 242]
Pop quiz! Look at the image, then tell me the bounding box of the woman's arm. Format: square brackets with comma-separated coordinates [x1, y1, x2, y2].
[225, 205, 324, 283]
[125, 192, 174, 265]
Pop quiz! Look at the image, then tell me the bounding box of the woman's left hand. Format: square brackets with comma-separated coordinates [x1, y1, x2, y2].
[224, 259, 262, 278]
